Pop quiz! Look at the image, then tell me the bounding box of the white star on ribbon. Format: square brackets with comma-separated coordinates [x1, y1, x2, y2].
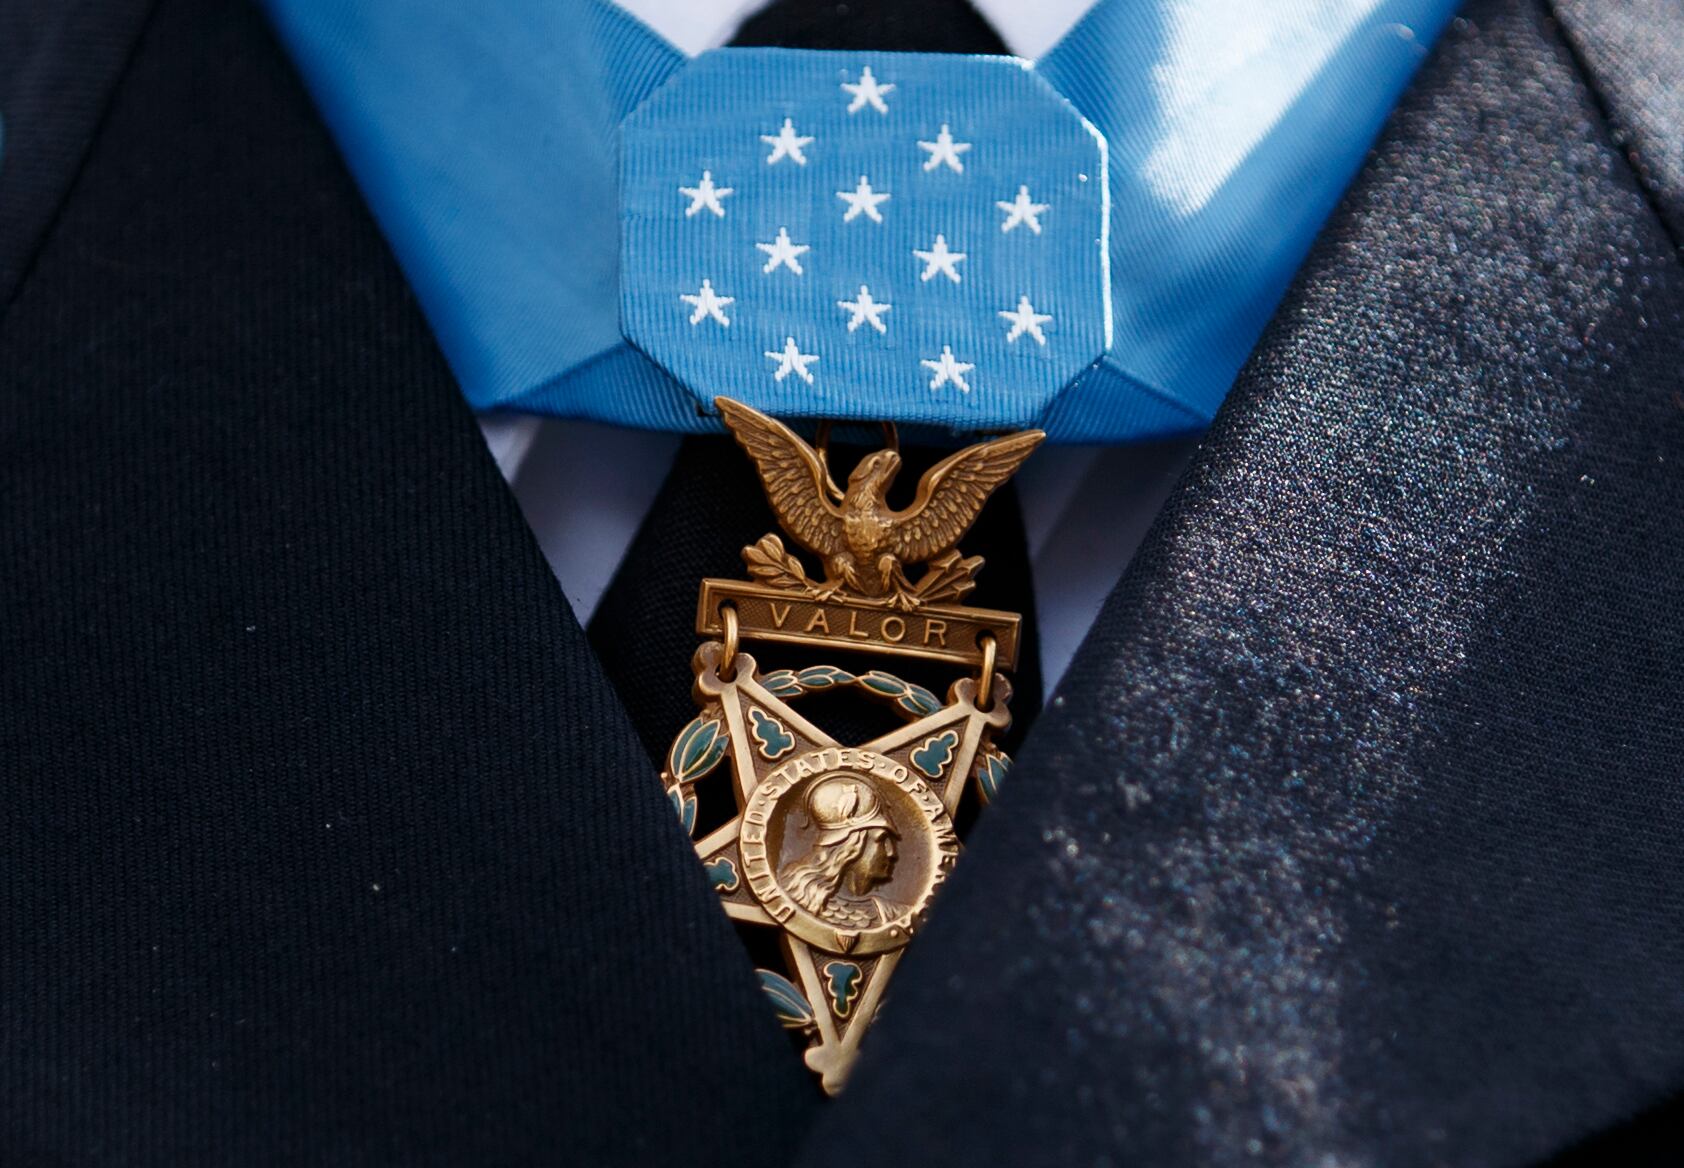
[757, 227, 811, 275]
[680, 279, 733, 327]
[914, 234, 966, 283]
[999, 294, 1052, 344]
[921, 345, 974, 392]
[918, 124, 971, 173]
[836, 175, 890, 223]
[765, 337, 819, 383]
[997, 185, 1049, 234]
[678, 170, 732, 218]
[841, 66, 894, 115]
[761, 118, 813, 166]
[837, 285, 891, 333]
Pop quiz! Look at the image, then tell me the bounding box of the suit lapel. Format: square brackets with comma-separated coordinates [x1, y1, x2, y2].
[0, 0, 817, 1160]
[808, 1, 1684, 1164]
[0, 0, 155, 306]
[1551, 0, 1684, 247]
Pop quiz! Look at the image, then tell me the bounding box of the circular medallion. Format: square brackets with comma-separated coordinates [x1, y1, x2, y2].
[739, 747, 959, 956]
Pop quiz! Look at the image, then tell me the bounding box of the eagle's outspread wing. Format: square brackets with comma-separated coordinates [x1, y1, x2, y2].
[715, 397, 846, 557]
[891, 429, 1045, 565]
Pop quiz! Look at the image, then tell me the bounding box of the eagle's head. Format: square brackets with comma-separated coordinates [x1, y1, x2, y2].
[846, 449, 902, 501]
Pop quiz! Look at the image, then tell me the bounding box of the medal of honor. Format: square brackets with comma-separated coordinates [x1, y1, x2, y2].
[617, 48, 1101, 1092]
[661, 397, 1041, 1093]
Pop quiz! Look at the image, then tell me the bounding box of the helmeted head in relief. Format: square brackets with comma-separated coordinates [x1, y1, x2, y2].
[780, 775, 906, 928]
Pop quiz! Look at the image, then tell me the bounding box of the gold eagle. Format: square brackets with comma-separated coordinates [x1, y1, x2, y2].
[716, 397, 1044, 609]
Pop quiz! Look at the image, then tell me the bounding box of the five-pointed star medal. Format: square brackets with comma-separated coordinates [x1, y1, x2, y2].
[765, 337, 819, 383]
[683, 641, 1008, 1093]
[836, 176, 890, 223]
[840, 66, 894, 114]
[662, 399, 1045, 1094]
[999, 295, 1052, 344]
[922, 345, 974, 392]
[914, 234, 966, 283]
[917, 124, 971, 173]
[757, 227, 811, 275]
[761, 117, 814, 165]
[837, 285, 891, 333]
[678, 170, 733, 218]
[997, 185, 1049, 234]
[680, 279, 733, 327]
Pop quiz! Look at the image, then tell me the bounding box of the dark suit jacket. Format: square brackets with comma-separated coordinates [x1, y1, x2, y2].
[2, 0, 1682, 1164]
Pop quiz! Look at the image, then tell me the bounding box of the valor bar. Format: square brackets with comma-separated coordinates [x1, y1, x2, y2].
[696, 578, 1021, 670]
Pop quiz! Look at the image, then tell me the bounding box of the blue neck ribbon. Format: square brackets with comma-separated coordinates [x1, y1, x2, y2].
[262, 0, 1459, 442]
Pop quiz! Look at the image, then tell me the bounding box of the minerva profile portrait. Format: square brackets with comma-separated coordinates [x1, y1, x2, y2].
[779, 775, 910, 930]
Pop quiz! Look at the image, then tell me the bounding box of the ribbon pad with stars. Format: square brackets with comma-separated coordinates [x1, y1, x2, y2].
[268, 0, 1459, 440]
[619, 50, 1110, 430]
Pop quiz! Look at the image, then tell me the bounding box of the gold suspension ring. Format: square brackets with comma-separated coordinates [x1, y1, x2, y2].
[976, 633, 998, 711]
[813, 419, 899, 498]
[719, 604, 741, 682]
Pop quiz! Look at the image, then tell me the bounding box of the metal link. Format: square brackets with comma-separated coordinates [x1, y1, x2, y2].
[719, 604, 741, 681]
[813, 419, 899, 500]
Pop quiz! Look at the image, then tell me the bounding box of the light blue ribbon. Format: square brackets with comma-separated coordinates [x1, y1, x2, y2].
[262, 0, 1459, 441]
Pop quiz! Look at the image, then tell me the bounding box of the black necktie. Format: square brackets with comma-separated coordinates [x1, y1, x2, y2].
[588, 0, 1043, 770]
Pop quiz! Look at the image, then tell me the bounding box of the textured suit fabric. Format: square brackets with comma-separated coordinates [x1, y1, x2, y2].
[0, 0, 152, 305]
[0, 0, 818, 1162]
[802, 3, 1684, 1166]
[1552, 0, 1684, 249]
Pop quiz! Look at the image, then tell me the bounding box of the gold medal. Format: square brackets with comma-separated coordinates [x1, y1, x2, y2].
[660, 397, 1042, 1093]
